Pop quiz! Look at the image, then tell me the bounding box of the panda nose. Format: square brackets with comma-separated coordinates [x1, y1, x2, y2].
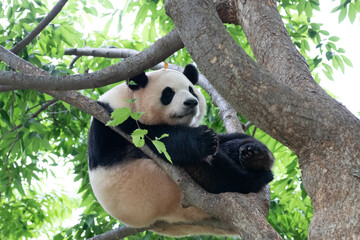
[184, 99, 198, 108]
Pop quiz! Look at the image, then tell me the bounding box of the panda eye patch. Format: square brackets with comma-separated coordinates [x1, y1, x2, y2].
[161, 87, 175, 105]
[189, 86, 198, 99]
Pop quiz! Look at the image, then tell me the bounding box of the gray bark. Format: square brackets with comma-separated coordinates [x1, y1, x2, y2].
[165, 0, 360, 239]
[0, 29, 183, 90]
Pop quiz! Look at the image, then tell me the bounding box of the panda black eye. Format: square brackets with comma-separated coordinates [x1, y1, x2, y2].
[189, 86, 198, 99]
[161, 87, 175, 105]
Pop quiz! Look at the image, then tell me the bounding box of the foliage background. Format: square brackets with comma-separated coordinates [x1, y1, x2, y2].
[0, 0, 358, 239]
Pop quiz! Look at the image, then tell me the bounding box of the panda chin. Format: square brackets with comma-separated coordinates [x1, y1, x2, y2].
[171, 110, 196, 125]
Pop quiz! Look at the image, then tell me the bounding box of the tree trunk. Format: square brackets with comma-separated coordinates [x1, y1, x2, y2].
[165, 0, 360, 239]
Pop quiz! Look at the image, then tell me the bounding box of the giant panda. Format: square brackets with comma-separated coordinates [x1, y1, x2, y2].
[88, 64, 274, 236]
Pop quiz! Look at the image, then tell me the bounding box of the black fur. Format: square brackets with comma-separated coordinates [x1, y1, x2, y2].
[127, 72, 148, 90]
[88, 103, 274, 194]
[189, 86, 198, 99]
[183, 64, 198, 85]
[160, 87, 175, 105]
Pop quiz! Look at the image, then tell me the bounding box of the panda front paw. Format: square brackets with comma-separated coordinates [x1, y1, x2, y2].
[196, 126, 219, 160]
[239, 143, 274, 171]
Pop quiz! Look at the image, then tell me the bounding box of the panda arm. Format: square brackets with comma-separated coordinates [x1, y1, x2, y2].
[217, 132, 253, 144]
[114, 117, 216, 166]
[138, 124, 217, 166]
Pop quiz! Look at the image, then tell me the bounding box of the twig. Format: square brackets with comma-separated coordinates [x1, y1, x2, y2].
[69, 56, 81, 69]
[244, 121, 253, 132]
[252, 126, 258, 137]
[10, 0, 69, 54]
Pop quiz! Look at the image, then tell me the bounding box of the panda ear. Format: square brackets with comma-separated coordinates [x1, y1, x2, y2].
[183, 64, 198, 85]
[127, 72, 148, 90]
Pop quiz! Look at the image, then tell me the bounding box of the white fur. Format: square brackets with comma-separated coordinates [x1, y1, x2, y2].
[98, 68, 206, 126]
[90, 68, 236, 236]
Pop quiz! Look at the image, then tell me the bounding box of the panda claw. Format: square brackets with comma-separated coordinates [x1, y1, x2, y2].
[196, 126, 219, 160]
[239, 143, 274, 171]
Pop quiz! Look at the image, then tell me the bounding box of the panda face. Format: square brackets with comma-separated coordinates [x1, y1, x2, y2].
[98, 67, 206, 127]
[133, 69, 203, 126]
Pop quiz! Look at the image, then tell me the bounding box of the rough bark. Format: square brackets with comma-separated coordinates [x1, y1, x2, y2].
[0, 29, 183, 90]
[165, 0, 360, 239]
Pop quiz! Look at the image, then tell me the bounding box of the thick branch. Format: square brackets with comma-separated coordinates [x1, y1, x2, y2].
[166, 0, 360, 239]
[165, 0, 360, 154]
[10, 0, 69, 54]
[90, 219, 232, 240]
[0, 29, 183, 90]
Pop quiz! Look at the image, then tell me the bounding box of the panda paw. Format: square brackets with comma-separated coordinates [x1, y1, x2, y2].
[239, 143, 274, 171]
[196, 126, 219, 160]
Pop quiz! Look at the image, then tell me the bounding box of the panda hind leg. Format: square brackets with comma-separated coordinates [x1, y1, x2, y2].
[239, 142, 274, 172]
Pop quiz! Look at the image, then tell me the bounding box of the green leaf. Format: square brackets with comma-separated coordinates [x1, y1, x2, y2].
[323, 63, 333, 74]
[348, 3, 357, 23]
[125, 98, 137, 103]
[322, 69, 334, 80]
[341, 55, 353, 67]
[297, 0, 306, 14]
[332, 56, 339, 69]
[329, 36, 340, 42]
[152, 140, 172, 163]
[156, 134, 169, 140]
[83, 7, 98, 16]
[118, 10, 123, 32]
[337, 48, 345, 53]
[106, 107, 131, 126]
[326, 51, 333, 60]
[297, 25, 308, 34]
[305, 2, 313, 17]
[319, 30, 330, 36]
[103, 17, 113, 36]
[128, 80, 137, 86]
[338, 6, 347, 23]
[131, 128, 148, 147]
[130, 111, 144, 121]
[335, 55, 345, 72]
[356, 1, 360, 11]
[327, 42, 337, 50]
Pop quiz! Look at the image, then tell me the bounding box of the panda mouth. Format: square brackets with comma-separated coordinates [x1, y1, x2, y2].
[173, 109, 195, 119]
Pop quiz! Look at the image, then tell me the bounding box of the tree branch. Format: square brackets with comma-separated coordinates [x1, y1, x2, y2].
[0, 29, 183, 90]
[89, 219, 232, 240]
[10, 0, 69, 55]
[165, 0, 360, 153]
[166, 0, 360, 239]
[228, 0, 326, 94]
[64, 47, 140, 58]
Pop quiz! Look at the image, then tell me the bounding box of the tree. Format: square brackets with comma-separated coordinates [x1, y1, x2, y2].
[0, 0, 359, 239]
